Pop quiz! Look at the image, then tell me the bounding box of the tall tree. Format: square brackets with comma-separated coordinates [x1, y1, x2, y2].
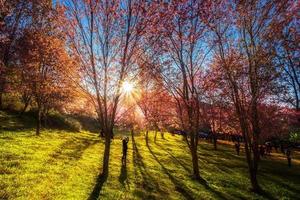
[65, 0, 149, 176]
[142, 0, 214, 180]
[209, 0, 293, 192]
[18, 1, 77, 135]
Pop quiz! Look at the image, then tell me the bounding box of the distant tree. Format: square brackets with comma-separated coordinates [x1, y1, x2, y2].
[137, 83, 174, 141]
[259, 105, 291, 141]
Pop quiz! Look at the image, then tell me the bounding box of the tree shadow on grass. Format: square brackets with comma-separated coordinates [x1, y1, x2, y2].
[259, 173, 300, 198]
[155, 142, 192, 174]
[119, 164, 128, 188]
[132, 135, 165, 198]
[87, 173, 107, 200]
[256, 189, 276, 200]
[147, 139, 229, 200]
[47, 137, 99, 164]
[146, 141, 194, 199]
[199, 145, 279, 200]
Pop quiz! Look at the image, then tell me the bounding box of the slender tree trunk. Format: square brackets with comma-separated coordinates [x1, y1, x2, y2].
[99, 128, 104, 137]
[36, 107, 41, 136]
[190, 138, 200, 180]
[241, 118, 261, 193]
[213, 138, 217, 150]
[154, 131, 157, 142]
[0, 91, 2, 110]
[20, 94, 31, 115]
[43, 112, 47, 128]
[244, 142, 259, 191]
[161, 131, 165, 139]
[249, 164, 260, 192]
[102, 129, 111, 176]
[250, 101, 261, 192]
[213, 133, 217, 150]
[20, 101, 30, 115]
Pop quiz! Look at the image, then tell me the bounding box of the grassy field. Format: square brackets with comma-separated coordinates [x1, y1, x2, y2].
[1, 112, 300, 200]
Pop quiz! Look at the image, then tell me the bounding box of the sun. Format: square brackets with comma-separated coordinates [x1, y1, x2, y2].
[120, 80, 140, 105]
[121, 81, 134, 94]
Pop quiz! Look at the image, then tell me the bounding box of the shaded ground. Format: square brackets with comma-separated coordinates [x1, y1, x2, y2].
[1, 113, 300, 199]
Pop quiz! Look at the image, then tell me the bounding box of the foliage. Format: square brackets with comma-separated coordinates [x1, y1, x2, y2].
[289, 132, 300, 143]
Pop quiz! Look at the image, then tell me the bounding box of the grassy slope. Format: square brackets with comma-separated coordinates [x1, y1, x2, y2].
[1, 112, 300, 200]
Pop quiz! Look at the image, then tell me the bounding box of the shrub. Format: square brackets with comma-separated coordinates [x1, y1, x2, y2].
[64, 117, 82, 132]
[3, 94, 23, 111]
[47, 111, 82, 132]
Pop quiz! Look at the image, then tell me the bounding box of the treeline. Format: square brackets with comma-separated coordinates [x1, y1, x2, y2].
[0, 1, 88, 135]
[1, 0, 299, 193]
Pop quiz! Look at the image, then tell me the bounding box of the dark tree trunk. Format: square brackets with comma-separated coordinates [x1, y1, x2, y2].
[36, 108, 41, 136]
[243, 133, 261, 192]
[99, 129, 104, 137]
[20, 101, 30, 115]
[161, 131, 165, 139]
[213, 134, 217, 150]
[249, 96, 261, 192]
[101, 129, 111, 176]
[154, 131, 157, 142]
[0, 92, 2, 110]
[249, 165, 260, 192]
[243, 132, 261, 193]
[190, 140, 200, 180]
[43, 112, 47, 128]
[20, 94, 31, 115]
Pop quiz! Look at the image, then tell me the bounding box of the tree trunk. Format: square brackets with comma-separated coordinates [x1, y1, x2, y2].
[102, 129, 111, 176]
[249, 165, 260, 192]
[41, 108, 47, 128]
[20, 101, 30, 115]
[250, 138, 261, 192]
[0, 75, 5, 110]
[36, 108, 41, 136]
[250, 96, 261, 192]
[161, 131, 165, 139]
[99, 128, 104, 137]
[154, 131, 157, 142]
[244, 135, 261, 193]
[0, 93, 2, 110]
[190, 141, 200, 180]
[213, 134, 217, 150]
[189, 131, 200, 180]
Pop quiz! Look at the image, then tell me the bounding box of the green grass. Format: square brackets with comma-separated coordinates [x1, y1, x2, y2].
[1, 112, 300, 199]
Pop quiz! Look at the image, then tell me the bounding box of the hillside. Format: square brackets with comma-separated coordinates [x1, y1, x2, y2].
[1, 112, 299, 200]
